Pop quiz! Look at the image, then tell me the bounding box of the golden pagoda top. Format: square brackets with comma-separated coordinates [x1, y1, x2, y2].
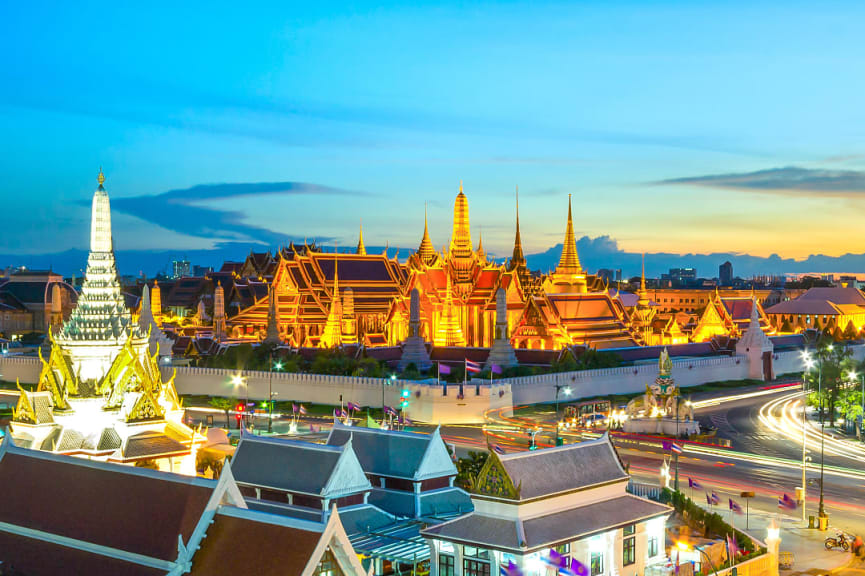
[97, 167, 105, 190]
[450, 181, 472, 257]
[509, 186, 526, 271]
[556, 194, 583, 275]
[356, 220, 367, 256]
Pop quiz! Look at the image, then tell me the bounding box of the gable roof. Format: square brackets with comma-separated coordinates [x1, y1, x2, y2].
[231, 435, 371, 498]
[0, 437, 214, 564]
[492, 435, 628, 501]
[326, 424, 457, 481]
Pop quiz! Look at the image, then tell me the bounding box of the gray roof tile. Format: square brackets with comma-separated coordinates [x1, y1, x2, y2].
[498, 435, 628, 500]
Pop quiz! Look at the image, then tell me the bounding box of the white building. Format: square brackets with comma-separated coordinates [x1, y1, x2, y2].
[422, 436, 671, 576]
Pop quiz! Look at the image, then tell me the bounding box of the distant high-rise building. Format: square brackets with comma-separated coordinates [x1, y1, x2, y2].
[719, 261, 733, 286]
[665, 267, 697, 286]
[193, 264, 212, 277]
[171, 259, 191, 279]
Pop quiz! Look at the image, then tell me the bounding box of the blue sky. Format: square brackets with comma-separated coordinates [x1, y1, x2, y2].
[2, 1, 865, 264]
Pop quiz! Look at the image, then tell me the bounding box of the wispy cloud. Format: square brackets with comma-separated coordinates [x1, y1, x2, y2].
[110, 181, 358, 245]
[656, 166, 865, 195]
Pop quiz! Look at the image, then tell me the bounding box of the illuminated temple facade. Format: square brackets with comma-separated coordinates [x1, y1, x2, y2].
[227, 184, 637, 351]
[10, 172, 202, 473]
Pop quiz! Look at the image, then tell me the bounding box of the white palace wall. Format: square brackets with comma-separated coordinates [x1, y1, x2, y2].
[3, 344, 862, 423]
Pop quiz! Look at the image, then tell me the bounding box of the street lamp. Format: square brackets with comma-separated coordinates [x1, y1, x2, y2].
[675, 541, 719, 576]
[554, 383, 572, 445]
[269, 360, 283, 433]
[231, 372, 248, 428]
[801, 351, 814, 524]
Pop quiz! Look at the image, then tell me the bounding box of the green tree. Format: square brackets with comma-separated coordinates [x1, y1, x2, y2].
[209, 396, 235, 428]
[843, 321, 859, 340]
[780, 318, 793, 333]
[455, 451, 488, 490]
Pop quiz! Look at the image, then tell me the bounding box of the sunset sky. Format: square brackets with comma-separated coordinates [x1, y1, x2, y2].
[2, 1, 865, 262]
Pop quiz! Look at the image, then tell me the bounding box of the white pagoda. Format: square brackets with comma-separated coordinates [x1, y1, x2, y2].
[10, 171, 203, 474]
[55, 169, 148, 382]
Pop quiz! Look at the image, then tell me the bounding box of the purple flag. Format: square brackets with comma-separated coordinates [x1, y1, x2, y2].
[729, 499, 743, 514]
[706, 493, 712, 505]
[438, 363, 451, 375]
[569, 559, 589, 576]
[292, 403, 299, 413]
[333, 408, 344, 419]
[688, 477, 702, 490]
[491, 363, 503, 374]
[727, 534, 740, 558]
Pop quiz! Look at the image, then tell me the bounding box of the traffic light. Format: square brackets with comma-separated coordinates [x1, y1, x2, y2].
[400, 389, 410, 409]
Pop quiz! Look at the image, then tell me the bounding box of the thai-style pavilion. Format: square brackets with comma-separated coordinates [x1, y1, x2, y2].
[0, 436, 367, 576]
[421, 435, 672, 576]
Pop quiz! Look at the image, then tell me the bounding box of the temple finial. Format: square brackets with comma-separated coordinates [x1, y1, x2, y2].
[356, 219, 366, 256]
[97, 167, 105, 190]
[641, 253, 646, 291]
[459, 180, 463, 194]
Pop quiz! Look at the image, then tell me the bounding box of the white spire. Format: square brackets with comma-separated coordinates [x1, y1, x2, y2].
[90, 168, 113, 253]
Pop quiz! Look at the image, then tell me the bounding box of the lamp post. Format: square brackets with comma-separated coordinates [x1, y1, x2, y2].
[676, 542, 718, 576]
[554, 383, 572, 445]
[818, 346, 828, 521]
[850, 370, 864, 441]
[269, 360, 283, 433]
[801, 351, 814, 524]
[231, 372, 248, 428]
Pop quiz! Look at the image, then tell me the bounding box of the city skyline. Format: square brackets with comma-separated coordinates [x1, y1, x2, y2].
[3, 2, 865, 262]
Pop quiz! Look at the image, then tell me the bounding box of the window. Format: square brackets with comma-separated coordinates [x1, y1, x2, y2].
[590, 552, 604, 576]
[648, 536, 659, 558]
[440, 555, 455, 576]
[463, 547, 490, 560]
[554, 543, 570, 554]
[623, 536, 636, 566]
[464, 559, 491, 576]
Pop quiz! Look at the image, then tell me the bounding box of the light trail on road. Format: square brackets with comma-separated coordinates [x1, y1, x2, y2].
[758, 391, 865, 465]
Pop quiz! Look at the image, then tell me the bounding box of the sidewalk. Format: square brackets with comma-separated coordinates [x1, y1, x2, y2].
[693, 498, 853, 575]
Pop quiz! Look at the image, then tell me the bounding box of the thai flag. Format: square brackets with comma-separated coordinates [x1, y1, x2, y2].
[778, 493, 797, 510]
[542, 550, 568, 571]
[384, 405, 399, 417]
[347, 402, 361, 412]
[491, 363, 503, 375]
[493, 444, 506, 455]
[710, 492, 721, 505]
[688, 477, 702, 490]
[729, 499, 743, 515]
[499, 561, 523, 576]
[670, 442, 683, 454]
[298, 404, 307, 415]
[438, 363, 451, 375]
[465, 359, 482, 374]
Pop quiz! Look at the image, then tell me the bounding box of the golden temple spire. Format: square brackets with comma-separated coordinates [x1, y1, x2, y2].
[417, 203, 437, 266]
[450, 181, 472, 257]
[556, 193, 583, 274]
[97, 167, 105, 190]
[356, 220, 367, 256]
[477, 227, 486, 264]
[510, 186, 525, 271]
